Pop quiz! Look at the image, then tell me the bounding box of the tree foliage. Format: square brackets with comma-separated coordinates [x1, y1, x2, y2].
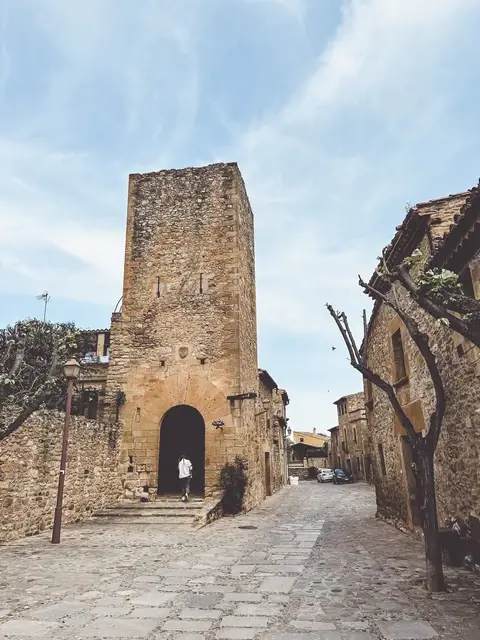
[219, 456, 248, 515]
[0, 319, 94, 440]
[376, 250, 480, 347]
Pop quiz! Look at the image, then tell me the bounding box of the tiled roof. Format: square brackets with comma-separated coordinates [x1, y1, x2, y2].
[258, 368, 278, 390]
[368, 190, 471, 296]
[294, 431, 329, 439]
[362, 185, 477, 347]
[431, 184, 480, 268]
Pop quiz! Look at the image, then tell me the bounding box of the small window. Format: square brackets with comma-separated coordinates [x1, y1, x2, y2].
[353, 427, 357, 443]
[378, 443, 387, 476]
[299, 437, 304, 443]
[391, 328, 407, 381]
[160, 360, 166, 367]
[200, 358, 206, 365]
[456, 344, 465, 358]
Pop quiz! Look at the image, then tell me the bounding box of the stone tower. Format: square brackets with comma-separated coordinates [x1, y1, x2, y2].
[106, 163, 263, 503]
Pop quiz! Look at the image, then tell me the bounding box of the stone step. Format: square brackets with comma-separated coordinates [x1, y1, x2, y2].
[91, 515, 199, 525]
[95, 508, 200, 518]
[119, 502, 204, 510]
[92, 498, 206, 528]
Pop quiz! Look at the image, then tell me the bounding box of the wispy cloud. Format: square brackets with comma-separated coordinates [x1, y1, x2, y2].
[1, 0, 479, 429]
[223, 0, 480, 427]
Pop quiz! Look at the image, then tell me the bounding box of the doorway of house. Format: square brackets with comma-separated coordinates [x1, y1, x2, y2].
[265, 451, 272, 496]
[400, 436, 421, 526]
[158, 405, 205, 497]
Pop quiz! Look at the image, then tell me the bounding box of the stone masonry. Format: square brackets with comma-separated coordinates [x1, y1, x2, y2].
[365, 187, 480, 530]
[1, 483, 479, 640]
[104, 163, 286, 507]
[0, 410, 122, 543]
[332, 392, 372, 481]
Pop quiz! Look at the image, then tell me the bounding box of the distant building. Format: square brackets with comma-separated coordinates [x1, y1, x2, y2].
[289, 428, 329, 465]
[328, 426, 339, 469]
[332, 393, 371, 481]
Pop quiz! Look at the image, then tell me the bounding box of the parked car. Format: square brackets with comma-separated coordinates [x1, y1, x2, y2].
[317, 468, 335, 483]
[332, 469, 354, 484]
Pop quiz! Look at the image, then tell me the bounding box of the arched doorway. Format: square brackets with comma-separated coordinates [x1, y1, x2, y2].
[158, 405, 205, 496]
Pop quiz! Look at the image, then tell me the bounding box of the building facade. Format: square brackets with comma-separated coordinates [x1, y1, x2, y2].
[365, 186, 480, 530]
[328, 426, 339, 469]
[87, 163, 289, 508]
[289, 429, 329, 462]
[257, 371, 290, 495]
[332, 393, 371, 480]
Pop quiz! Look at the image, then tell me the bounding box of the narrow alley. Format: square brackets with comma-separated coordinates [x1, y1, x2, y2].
[0, 483, 479, 640]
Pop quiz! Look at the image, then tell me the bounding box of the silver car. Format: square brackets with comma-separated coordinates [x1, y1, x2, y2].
[317, 468, 334, 483]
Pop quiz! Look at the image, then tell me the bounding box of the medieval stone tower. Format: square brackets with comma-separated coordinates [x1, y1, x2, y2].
[106, 163, 263, 504]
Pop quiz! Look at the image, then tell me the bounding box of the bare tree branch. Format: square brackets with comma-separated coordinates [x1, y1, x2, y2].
[358, 275, 445, 447]
[341, 312, 362, 364]
[326, 304, 359, 365]
[327, 303, 417, 443]
[394, 264, 480, 347]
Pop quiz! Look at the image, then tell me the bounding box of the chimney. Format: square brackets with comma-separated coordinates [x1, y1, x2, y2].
[313, 427, 316, 435]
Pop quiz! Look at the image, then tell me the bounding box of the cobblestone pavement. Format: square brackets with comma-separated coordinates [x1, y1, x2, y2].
[1, 482, 479, 640]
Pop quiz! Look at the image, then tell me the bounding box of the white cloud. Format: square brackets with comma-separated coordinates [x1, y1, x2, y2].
[226, 0, 480, 425]
[0, 0, 204, 309]
[1, 0, 479, 430]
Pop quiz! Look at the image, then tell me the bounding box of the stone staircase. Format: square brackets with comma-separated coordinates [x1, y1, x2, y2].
[92, 497, 205, 529]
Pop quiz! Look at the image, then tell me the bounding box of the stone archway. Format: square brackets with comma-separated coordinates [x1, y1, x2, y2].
[158, 405, 205, 496]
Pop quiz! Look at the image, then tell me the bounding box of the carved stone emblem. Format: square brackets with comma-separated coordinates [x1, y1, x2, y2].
[179, 347, 188, 359]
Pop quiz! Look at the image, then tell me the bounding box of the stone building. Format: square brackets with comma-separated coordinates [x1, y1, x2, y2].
[89, 163, 289, 509]
[328, 425, 339, 469]
[364, 185, 480, 530]
[257, 370, 289, 495]
[331, 392, 371, 481]
[289, 429, 329, 463]
[74, 329, 110, 419]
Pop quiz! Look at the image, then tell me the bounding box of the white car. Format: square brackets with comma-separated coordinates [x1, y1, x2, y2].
[317, 468, 335, 483]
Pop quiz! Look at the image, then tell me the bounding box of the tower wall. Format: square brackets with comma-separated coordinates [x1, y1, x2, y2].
[105, 163, 261, 501]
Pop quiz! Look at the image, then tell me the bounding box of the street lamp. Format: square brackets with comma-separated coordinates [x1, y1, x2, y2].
[51, 358, 80, 544]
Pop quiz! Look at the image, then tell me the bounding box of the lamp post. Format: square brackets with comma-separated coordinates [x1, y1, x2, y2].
[51, 358, 80, 544]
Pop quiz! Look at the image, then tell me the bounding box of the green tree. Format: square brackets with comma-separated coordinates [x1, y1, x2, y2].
[379, 249, 480, 348]
[0, 319, 94, 440]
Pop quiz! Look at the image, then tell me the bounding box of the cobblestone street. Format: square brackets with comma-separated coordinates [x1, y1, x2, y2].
[0, 483, 479, 640]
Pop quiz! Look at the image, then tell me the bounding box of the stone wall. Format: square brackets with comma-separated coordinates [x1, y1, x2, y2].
[0, 410, 122, 543]
[104, 163, 280, 507]
[366, 239, 480, 528]
[288, 466, 312, 480]
[256, 380, 288, 498]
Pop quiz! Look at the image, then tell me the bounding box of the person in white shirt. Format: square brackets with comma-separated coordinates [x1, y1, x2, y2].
[178, 454, 193, 502]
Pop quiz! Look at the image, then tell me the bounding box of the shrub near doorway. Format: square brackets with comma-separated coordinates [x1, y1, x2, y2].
[220, 456, 248, 514]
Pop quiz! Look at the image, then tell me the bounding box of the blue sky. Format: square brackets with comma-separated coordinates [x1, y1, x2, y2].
[1, 0, 480, 431]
